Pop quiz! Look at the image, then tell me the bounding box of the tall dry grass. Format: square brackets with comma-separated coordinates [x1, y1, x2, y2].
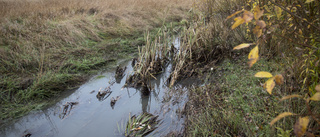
[0, 0, 193, 78]
[167, 0, 247, 86]
[0, 0, 191, 19]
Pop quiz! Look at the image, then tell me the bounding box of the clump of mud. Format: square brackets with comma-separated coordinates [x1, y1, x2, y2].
[115, 65, 127, 83]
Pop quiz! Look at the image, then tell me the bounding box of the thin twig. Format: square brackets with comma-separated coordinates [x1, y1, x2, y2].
[273, 33, 317, 49]
[269, 1, 320, 32]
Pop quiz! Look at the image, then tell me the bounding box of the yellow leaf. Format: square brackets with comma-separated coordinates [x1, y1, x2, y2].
[248, 45, 259, 60]
[309, 92, 320, 101]
[248, 58, 259, 68]
[270, 112, 296, 126]
[256, 20, 266, 29]
[247, 45, 259, 67]
[243, 10, 253, 23]
[294, 116, 310, 137]
[234, 16, 241, 21]
[299, 29, 303, 35]
[315, 84, 320, 92]
[253, 26, 262, 38]
[275, 6, 282, 19]
[305, 0, 314, 3]
[254, 6, 264, 20]
[255, 71, 273, 78]
[275, 74, 284, 85]
[280, 94, 303, 101]
[264, 77, 275, 94]
[226, 10, 244, 20]
[233, 43, 253, 50]
[232, 17, 245, 29]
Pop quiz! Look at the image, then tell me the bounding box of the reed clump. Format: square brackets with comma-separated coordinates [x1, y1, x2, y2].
[121, 112, 161, 137]
[125, 30, 172, 95]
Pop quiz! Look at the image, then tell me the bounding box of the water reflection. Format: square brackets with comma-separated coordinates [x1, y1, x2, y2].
[141, 94, 151, 113]
[43, 110, 58, 134]
[115, 66, 127, 84]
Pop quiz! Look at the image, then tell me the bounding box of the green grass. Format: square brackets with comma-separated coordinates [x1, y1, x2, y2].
[185, 56, 297, 136]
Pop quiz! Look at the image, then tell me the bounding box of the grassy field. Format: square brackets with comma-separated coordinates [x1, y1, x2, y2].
[0, 0, 193, 120]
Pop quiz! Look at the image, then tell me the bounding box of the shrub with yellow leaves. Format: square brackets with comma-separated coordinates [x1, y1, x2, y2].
[227, 0, 320, 136]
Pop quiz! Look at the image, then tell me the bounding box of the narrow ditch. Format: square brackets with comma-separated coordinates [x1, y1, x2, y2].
[0, 37, 201, 137]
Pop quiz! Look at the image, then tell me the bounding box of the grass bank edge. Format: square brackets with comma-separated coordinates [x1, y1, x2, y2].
[184, 56, 290, 136]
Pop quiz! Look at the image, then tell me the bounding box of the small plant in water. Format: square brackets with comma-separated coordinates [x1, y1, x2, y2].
[123, 113, 161, 137]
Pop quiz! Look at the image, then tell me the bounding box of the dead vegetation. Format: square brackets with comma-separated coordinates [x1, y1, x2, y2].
[167, 1, 247, 86]
[125, 31, 173, 96]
